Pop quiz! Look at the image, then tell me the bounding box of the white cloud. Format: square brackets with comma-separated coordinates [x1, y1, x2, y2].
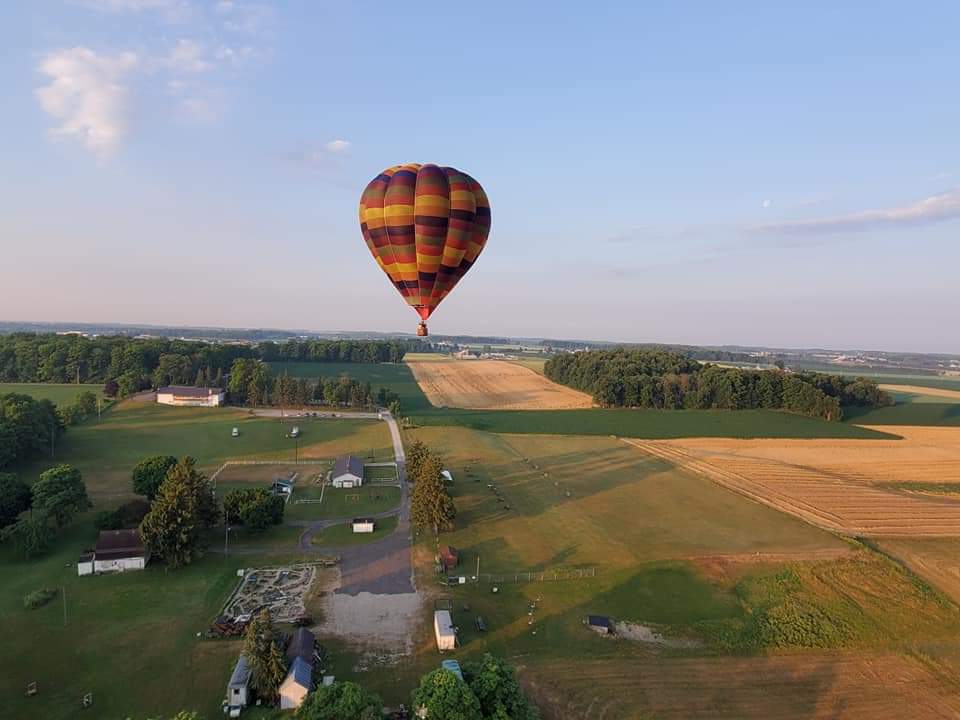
[749, 190, 960, 236]
[761, 199, 771, 209]
[325, 139, 351, 153]
[35, 47, 139, 157]
[76, 0, 193, 21]
[217, 1, 273, 34]
[164, 39, 211, 73]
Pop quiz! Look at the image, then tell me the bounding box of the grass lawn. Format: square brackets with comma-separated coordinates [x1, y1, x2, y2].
[13, 402, 393, 501]
[0, 513, 316, 720]
[363, 464, 399, 482]
[0, 382, 105, 404]
[310, 515, 399, 546]
[286, 485, 401, 522]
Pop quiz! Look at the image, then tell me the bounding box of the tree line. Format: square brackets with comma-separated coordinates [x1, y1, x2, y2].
[0, 333, 416, 397]
[226, 359, 401, 411]
[0, 392, 65, 470]
[545, 349, 893, 421]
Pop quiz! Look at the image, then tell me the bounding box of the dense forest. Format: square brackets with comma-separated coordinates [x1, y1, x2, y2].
[0, 334, 416, 397]
[545, 349, 892, 420]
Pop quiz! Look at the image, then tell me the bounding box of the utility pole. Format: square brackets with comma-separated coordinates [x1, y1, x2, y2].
[62, 585, 67, 626]
[224, 504, 229, 556]
[97, 398, 102, 422]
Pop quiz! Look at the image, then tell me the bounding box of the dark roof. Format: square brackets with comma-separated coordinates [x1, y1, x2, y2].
[283, 656, 314, 690]
[333, 455, 364, 479]
[95, 529, 145, 559]
[352, 517, 376, 525]
[586, 615, 612, 628]
[286, 627, 315, 665]
[229, 655, 251, 688]
[156, 386, 222, 398]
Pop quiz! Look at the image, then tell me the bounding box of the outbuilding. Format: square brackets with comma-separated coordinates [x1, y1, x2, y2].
[226, 654, 251, 717]
[77, 529, 149, 576]
[156, 386, 225, 407]
[286, 627, 316, 666]
[439, 545, 459, 571]
[585, 615, 614, 635]
[279, 656, 314, 710]
[434, 610, 457, 651]
[332, 455, 364, 488]
[351, 518, 376, 533]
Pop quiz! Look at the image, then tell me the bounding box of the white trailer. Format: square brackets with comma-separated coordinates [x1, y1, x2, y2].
[434, 610, 457, 651]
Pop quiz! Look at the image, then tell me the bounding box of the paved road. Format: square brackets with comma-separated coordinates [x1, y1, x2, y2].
[242, 409, 414, 595]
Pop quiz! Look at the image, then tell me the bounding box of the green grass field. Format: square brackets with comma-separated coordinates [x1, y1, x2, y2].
[310, 515, 399, 546]
[843, 401, 960, 426]
[14, 401, 393, 502]
[285, 485, 400, 522]
[269, 361, 435, 412]
[0, 382, 105, 404]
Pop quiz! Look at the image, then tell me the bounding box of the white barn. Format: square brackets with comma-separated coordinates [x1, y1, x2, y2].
[156, 386, 225, 407]
[434, 610, 457, 651]
[77, 529, 149, 576]
[331, 455, 364, 488]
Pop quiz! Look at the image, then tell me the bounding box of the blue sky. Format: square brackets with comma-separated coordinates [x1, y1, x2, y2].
[2, 1, 958, 352]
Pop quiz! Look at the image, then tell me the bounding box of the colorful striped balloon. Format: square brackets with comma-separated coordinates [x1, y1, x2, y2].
[359, 163, 491, 336]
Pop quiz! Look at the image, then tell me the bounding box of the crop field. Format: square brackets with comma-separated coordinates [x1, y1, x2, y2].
[407, 358, 593, 410]
[878, 384, 960, 401]
[624, 426, 960, 537]
[268, 361, 434, 412]
[0, 382, 105, 404]
[875, 538, 960, 604]
[17, 402, 392, 502]
[508, 357, 547, 375]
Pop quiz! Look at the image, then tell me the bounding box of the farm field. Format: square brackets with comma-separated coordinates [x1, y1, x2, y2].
[508, 357, 547, 375]
[623, 426, 960, 537]
[268, 361, 434, 412]
[407, 358, 594, 410]
[844, 395, 960, 426]
[17, 401, 392, 502]
[876, 538, 960, 605]
[878, 384, 960, 401]
[0, 382, 104, 404]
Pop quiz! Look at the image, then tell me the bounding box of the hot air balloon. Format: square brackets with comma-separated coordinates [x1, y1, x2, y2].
[359, 163, 491, 336]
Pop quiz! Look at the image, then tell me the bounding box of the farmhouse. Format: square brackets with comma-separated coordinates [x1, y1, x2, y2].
[434, 610, 457, 651]
[332, 455, 364, 488]
[279, 657, 314, 709]
[156, 385, 225, 407]
[77, 529, 149, 576]
[225, 654, 251, 717]
[352, 517, 376, 533]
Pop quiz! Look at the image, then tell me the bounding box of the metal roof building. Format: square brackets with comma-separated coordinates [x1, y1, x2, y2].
[332, 455, 364, 488]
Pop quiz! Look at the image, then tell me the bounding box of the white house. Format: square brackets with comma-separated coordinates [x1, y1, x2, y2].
[331, 455, 364, 488]
[226, 654, 252, 717]
[156, 385, 225, 407]
[351, 518, 375, 533]
[279, 656, 314, 709]
[77, 529, 149, 576]
[434, 610, 457, 651]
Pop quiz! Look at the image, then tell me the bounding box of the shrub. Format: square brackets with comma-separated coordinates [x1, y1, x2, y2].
[24, 588, 57, 610]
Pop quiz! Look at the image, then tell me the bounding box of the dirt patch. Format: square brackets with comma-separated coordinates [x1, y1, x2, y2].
[879, 384, 960, 401]
[313, 567, 424, 661]
[624, 427, 960, 537]
[222, 564, 317, 622]
[614, 621, 702, 649]
[407, 359, 593, 410]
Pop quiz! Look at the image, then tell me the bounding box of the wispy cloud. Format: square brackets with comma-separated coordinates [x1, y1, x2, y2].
[163, 39, 211, 73]
[215, 1, 273, 34]
[748, 190, 960, 237]
[76, 0, 193, 21]
[35, 47, 139, 157]
[325, 139, 351, 154]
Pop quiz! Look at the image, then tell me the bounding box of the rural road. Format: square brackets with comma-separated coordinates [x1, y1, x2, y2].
[243, 409, 414, 595]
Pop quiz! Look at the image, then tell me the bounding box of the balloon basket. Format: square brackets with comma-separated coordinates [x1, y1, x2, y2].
[417, 322, 428, 337]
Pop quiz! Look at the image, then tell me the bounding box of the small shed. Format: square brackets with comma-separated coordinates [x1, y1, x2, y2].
[351, 517, 376, 534]
[585, 615, 613, 635]
[279, 656, 314, 710]
[441, 469, 454, 484]
[272, 477, 294, 495]
[286, 627, 316, 666]
[441, 659, 464, 681]
[332, 455, 364, 488]
[226, 654, 251, 713]
[439, 545, 459, 571]
[434, 610, 457, 651]
[77, 529, 149, 575]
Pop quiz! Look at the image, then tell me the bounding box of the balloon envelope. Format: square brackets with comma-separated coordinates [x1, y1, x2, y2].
[359, 163, 491, 326]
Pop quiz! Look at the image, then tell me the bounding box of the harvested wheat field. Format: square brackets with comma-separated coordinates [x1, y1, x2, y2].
[524, 652, 960, 720]
[406, 359, 594, 410]
[877, 538, 960, 604]
[624, 426, 960, 537]
[879, 384, 960, 401]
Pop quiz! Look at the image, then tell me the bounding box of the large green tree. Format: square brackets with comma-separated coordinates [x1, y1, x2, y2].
[464, 654, 540, 720]
[411, 453, 456, 535]
[295, 681, 382, 720]
[243, 609, 287, 703]
[224, 488, 283, 531]
[139, 457, 214, 568]
[131, 455, 178, 499]
[0, 472, 32, 528]
[2, 511, 56, 558]
[32, 464, 90, 527]
[412, 669, 482, 720]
